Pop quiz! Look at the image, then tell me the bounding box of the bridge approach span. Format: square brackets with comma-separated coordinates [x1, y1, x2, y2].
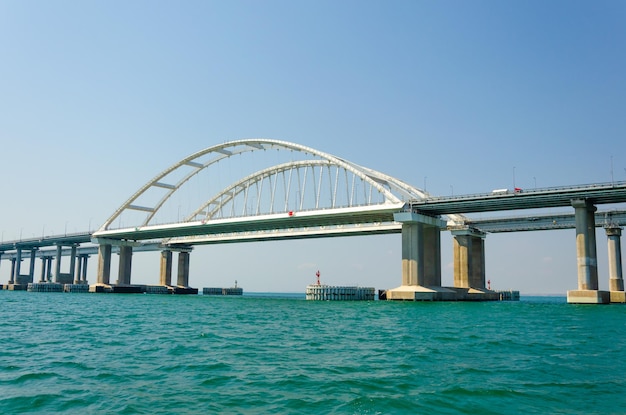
[409, 181, 626, 215]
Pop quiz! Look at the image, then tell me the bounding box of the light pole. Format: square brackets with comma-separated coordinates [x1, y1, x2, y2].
[513, 166, 516, 189]
[423, 176, 427, 192]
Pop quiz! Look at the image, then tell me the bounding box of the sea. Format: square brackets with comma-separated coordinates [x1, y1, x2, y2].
[1, 291, 625, 415]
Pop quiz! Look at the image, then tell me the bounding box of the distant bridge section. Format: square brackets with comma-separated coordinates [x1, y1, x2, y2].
[464, 210, 626, 233]
[408, 182, 626, 215]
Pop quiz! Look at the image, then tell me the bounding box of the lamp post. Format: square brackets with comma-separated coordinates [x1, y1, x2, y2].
[513, 166, 516, 189]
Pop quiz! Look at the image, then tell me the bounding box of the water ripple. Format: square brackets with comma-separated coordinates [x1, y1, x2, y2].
[1, 292, 625, 414]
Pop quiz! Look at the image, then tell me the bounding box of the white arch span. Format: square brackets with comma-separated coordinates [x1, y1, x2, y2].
[100, 138, 463, 231]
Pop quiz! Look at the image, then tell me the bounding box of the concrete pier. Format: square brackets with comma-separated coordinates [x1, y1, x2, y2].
[9, 257, 16, 284]
[177, 251, 190, 287]
[96, 243, 112, 285]
[117, 245, 133, 285]
[159, 250, 173, 286]
[452, 228, 486, 289]
[74, 254, 89, 284]
[606, 226, 625, 303]
[567, 199, 609, 304]
[53, 243, 77, 284]
[385, 212, 453, 300]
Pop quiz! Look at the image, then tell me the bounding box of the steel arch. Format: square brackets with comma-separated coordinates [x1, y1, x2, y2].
[100, 139, 429, 231]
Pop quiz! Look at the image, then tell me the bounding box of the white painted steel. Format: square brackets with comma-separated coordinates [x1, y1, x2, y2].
[99, 139, 420, 232]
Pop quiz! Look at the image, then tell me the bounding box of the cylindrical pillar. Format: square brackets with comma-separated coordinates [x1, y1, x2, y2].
[606, 227, 624, 291]
[572, 199, 598, 290]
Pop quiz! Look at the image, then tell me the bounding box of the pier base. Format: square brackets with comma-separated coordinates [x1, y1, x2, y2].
[566, 290, 610, 304]
[609, 291, 626, 303]
[89, 283, 114, 293]
[28, 283, 63, 293]
[385, 285, 458, 301]
[384, 285, 501, 301]
[173, 286, 199, 295]
[145, 285, 172, 294]
[111, 285, 145, 294]
[63, 284, 90, 293]
[3, 284, 28, 291]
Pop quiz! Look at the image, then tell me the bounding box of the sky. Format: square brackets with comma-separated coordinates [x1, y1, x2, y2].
[1, 0, 625, 294]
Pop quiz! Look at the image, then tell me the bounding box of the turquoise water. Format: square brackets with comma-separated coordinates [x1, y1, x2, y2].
[1, 292, 625, 414]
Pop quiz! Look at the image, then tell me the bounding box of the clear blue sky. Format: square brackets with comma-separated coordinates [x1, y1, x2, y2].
[1, 0, 625, 294]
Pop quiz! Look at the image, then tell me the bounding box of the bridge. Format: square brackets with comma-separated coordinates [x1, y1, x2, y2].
[1, 139, 625, 303]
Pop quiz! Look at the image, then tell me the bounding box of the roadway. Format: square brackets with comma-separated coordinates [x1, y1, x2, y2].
[409, 181, 626, 215]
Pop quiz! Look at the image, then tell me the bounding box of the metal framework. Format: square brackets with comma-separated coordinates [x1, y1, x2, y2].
[100, 139, 440, 233]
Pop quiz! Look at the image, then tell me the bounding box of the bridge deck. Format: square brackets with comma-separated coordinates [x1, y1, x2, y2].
[410, 182, 626, 215]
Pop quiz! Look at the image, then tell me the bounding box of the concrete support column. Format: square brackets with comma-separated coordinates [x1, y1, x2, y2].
[394, 212, 445, 288]
[453, 235, 469, 288]
[81, 256, 89, 284]
[384, 212, 446, 301]
[572, 199, 598, 290]
[15, 248, 22, 280]
[46, 257, 53, 282]
[160, 250, 173, 286]
[97, 244, 112, 285]
[74, 254, 83, 284]
[117, 245, 133, 285]
[177, 251, 190, 287]
[9, 258, 16, 284]
[54, 244, 62, 283]
[453, 230, 486, 289]
[606, 227, 624, 292]
[401, 222, 423, 286]
[567, 199, 609, 304]
[470, 236, 486, 288]
[423, 225, 442, 286]
[28, 248, 37, 284]
[69, 245, 77, 282]
[40, 257, 47, 282]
